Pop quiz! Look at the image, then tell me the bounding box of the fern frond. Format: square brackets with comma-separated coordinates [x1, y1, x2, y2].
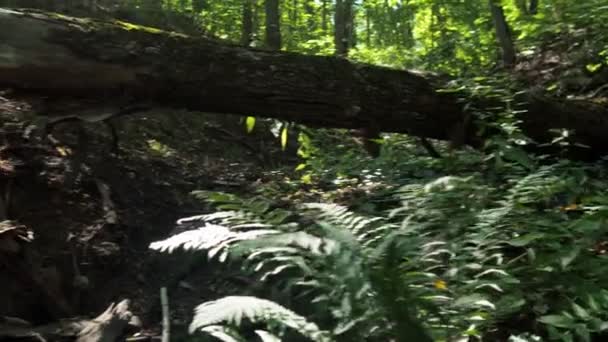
[190, 296, 333, 342]
[255, 330, 282, 342]
[199, 325, 246, 342]
[302, 203, 393, 248]
[149, 224, 279, 255]
[237, 231, 338, 255]
[179, 210, 263, 227]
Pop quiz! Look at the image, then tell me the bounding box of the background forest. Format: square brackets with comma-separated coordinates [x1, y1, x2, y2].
[2, 0, 608, 342]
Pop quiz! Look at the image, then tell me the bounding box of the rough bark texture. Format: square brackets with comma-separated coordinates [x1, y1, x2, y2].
[1, 8, 608, 159]
[334, 0, 354, 56]
[241, 0, 254, 46]
[264, 0, 281, 50]
[489, 0, 516, 66]
[0, 299, 138, 342]
[529, 0, 538, 14]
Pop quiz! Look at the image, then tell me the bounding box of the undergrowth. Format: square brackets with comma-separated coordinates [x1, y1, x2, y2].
[151, 140, 608, 341]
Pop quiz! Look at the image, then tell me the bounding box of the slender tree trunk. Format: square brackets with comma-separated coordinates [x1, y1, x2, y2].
[334, 0, 345, 55]
[529, 0, 538, 14]
[365, 8, 371, 46]
[334, 0, 353, 56]
[489, 0, 516, 67]
[241, 0, 254, 46]
[349, 1, 356, 49]
[303, 0, 315, 38]
[252, 0, 260, 45]
[402, 0, 414, 48]
[264, 0, 281, 50]
[320, 0, 328, 32]
[192, 0, 206, 13]
[515, 0, 528, 15]
[286, 0, 297, 49]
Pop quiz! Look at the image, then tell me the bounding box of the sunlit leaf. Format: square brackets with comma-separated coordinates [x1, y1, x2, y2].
[586, 63, 602, 73]
[559, 247, 581, 270]
[538, 314, 576, 329]
[281, 125, 288, 151]
[434, 279, 448, 290]
[245, 116, 256, 133]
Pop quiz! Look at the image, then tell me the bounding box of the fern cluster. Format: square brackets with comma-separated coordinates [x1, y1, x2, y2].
[151, 157, 608, 341]
[151, 192, 439, 341]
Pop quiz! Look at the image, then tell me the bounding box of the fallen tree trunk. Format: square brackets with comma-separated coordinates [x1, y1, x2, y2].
[1, 8, 607, 158]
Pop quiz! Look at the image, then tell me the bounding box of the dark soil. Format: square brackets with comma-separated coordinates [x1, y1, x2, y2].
[0, 96, 297, 338]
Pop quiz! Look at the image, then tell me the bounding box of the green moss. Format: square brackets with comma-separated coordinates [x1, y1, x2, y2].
[114, 20, 164, 34]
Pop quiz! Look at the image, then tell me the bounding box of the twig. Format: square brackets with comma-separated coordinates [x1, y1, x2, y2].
[420, 137, 442, 158]
[160, 287, 170, 342]
[94, 178, 118, 225]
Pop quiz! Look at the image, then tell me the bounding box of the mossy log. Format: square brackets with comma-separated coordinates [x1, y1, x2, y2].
[1, 8, 607, 159]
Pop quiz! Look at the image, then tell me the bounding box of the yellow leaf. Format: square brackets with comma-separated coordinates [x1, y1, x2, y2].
[434, 279, 448, 290]
[245, 116, 256, 133]
[586, 63, 602, 73]
[281, 125, 288, 151]
[560, 204, 580, 211]
[301, 174, 312, 184]
[56, 146, 71, 156]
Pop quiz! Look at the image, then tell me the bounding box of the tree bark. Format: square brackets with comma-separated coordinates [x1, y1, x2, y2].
[1, 8, 608, 159]
[320, 0, 328, 32]
[489, 0, 516, 67]
[334, 0, 354, 56]
[0, 299, 139, 342]
[529, 0, 538, 14]
[241, 0, 254, 46]
[264, 0, 281, 50]
[192, 0, 206, 13]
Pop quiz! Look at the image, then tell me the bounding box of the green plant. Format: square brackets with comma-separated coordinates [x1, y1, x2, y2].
[151, 193, 438, 341]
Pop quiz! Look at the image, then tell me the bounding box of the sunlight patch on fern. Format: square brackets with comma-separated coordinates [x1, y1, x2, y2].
[190, 296, 333, 342]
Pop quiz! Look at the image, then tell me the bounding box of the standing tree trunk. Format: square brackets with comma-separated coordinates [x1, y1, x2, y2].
[402, 0, 414, 48]
[529, 0, 538, 14]
[489, 0, 516, 67]
[365, 7, 371, 46]
[286, 0, 298, 50]
[334, 0, 354, 56]
[321, 0, 328, 32]
[241, 0, 254, 46]
[192, 0, 206, 13]
[264, 0, 281, 50]
[514, 0, 528, 15]
[303, 0, 315, 36]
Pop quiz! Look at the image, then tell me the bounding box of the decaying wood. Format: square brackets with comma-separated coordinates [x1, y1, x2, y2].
[94, 179, 118, 225]
[160, 287, 170, 342]
[1, 8, 608, 158]
[0, 220, 32, 254]
[0, 299, 140, 342]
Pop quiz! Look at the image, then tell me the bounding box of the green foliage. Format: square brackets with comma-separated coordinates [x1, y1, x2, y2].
[152, 194, 436, 341]
[190, 296, 332, 342]
[125, 1, 608, 341]
[155, 139, 608, 341]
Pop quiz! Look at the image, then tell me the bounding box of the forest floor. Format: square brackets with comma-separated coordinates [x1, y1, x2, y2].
[0, 100, 298, 340]
[2, 29, 607, 341]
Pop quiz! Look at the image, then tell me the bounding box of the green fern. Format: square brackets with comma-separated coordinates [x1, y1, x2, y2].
[190, 296, 333, 342]
[302, 203, 395, 248]
[153, 195, 434, 341]
[199, 325, 246, 342]
[149, 223, 280, 261]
